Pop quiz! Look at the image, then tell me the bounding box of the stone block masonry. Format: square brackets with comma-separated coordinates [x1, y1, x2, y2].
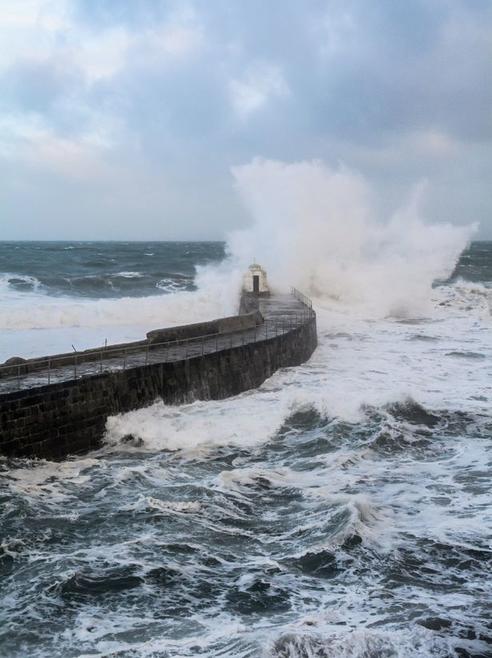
[0, 300, 317, 460]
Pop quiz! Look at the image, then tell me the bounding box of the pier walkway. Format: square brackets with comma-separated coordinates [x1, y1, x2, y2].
[0, 293, 314, 395]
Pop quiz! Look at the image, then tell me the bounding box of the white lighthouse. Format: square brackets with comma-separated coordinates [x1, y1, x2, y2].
[243, 263, 270, 296]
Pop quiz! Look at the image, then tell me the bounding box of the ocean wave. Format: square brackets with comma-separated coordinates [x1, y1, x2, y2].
[446, 350, 486, 360]
[143, 497, 202, 515]
[115, 271, 144, 279]
[0, 285, 238, 333]
[433, 278, 492, 317]
[50, 565, 144, 601]
[104, 390, 291, 454]
[269, 628, 460, 658]
[0, 273, 42, 294]
[155, 277, 190, 293]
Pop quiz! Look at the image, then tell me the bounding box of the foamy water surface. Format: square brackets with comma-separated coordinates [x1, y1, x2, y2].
[1, 239, 491, 657]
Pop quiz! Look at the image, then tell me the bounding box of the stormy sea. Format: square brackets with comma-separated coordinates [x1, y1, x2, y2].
[0, 240, 491, 658]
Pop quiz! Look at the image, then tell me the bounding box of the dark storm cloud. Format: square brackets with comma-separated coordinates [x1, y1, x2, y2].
[1, 0, 491, 238]
[74, 0, 492, 146]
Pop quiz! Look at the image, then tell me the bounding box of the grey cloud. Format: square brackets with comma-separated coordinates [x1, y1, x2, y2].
[2, 57, 83, 114]
[1, 0, 491, 238]
[72, 0, 175, 29]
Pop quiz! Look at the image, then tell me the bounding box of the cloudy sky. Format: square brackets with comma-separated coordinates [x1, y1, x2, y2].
[1, 0, 491, 240]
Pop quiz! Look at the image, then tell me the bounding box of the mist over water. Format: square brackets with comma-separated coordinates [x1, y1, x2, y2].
[1, 164, 491, 657]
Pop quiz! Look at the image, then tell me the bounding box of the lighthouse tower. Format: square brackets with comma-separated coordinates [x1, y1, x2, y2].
[243, 263, 270, 296]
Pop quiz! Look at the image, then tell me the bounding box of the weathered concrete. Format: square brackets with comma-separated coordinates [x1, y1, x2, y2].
[146, 310, 263, 344]
[0, 294, 317, 460]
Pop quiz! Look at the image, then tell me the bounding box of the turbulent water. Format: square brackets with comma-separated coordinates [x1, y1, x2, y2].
[1, 240, 491, 658]
[0, 241, 230, 360]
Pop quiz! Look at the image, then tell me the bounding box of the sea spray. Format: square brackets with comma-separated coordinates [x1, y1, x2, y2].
[0, 161, 475, 358]
[228, 159, 475, 317]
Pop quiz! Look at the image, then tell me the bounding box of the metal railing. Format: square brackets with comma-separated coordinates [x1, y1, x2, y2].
[291, 287, 313, 309]
[0, 297, 316, 394]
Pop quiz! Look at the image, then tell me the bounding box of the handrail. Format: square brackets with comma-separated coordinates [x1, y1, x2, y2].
[291, 287, 313, 308]
[0, 294, 316, 392]
[0, 328, 226, 382]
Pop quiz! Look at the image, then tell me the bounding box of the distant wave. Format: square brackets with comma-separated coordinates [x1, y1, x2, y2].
[0, 273, 42, 293]
[0, 278, 239, 332]
[116, 271, 144, 279]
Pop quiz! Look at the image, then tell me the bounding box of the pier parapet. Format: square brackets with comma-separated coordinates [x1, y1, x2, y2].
[0, 290, 317, 459]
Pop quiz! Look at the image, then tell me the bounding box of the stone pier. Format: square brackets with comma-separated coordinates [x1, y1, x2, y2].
[0, 292, 317, 459]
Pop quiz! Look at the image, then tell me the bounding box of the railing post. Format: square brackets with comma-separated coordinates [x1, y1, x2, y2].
[17, 365, 20, 386]
[123, 348, 127, 370]
[74, 355, 77, 380]
[48, 359, 51, 385]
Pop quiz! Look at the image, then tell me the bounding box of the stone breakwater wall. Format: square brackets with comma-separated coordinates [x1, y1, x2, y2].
[0, 316, 317, 460]
[146, 310, 263, 344]
[0, 311, 263, 378]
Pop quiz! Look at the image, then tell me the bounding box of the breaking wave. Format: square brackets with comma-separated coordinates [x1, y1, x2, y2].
[228, 159, 475, 318]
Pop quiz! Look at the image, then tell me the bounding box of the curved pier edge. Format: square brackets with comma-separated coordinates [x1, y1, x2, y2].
[0, 292, 317, 460]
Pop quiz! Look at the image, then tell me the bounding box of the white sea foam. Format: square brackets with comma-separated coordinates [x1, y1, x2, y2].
[268, 628, 457, 658]
[155, 278, 187, 293]
[116, 271, 144, 278]
[145, 497, 202, 514]
[6, 458, 99, 502]
[105, 390, 291, 455]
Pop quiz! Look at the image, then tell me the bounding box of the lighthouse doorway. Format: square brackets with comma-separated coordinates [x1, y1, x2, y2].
[253, 275, 260, 293]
